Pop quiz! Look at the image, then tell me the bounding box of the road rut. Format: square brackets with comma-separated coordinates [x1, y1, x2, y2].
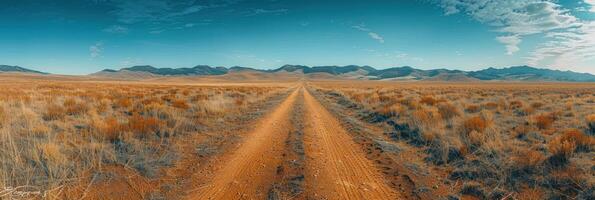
[303, 89, 398, 200]
[187, 88, 300, 199]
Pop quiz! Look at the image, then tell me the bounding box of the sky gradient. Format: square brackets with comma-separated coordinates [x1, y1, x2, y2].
[1, 0, 594, 75]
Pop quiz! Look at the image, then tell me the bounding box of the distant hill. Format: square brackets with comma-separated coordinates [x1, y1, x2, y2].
[91, 64, 595, 82]
[0, 65, 47, 74]
[468, 66, 595, 82]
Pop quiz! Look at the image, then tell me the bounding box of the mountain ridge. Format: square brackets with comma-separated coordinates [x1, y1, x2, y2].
[0, 65, 48, 74]
[2, 64, 593, 82]
[93, 64, 595, 82]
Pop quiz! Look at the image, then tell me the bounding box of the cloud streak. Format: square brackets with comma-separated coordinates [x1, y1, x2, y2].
[352, 24, 385, 44]
[89, 42, 103, 59]
[102, 0, 241, 24]
[586, 0, 595, 12]
[436, 0, 593, 71]
[368, 32, 385, 43]
[438, 0, 579, 54]
[103, 25, 129, 34]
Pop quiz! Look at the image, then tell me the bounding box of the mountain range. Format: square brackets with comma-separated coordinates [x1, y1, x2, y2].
[0, 65, 48, 74]
[2, 64, 594, 82]
[92, 64, 595, 82]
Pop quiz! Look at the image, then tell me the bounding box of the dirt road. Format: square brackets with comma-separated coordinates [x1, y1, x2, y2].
[187, 88, 300, 199]
[302, 89, 398, 199]
[186, 87, 397, 199]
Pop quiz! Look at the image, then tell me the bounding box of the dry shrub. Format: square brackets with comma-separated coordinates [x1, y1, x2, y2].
[412, 108, 434, 127]
[465, 104, 481, 113]
[368, 92, 380, 104]
[191, 94, 209, 101]
[63, 98, 76, 107]
[512, 148, 544, 168]
[509, 100, 524, 110]
[0, 106, 5, 126]
[96, 100, 109, 114]
[378, 94, 391, 102]
[534, 113, 554, 130]
[516, 188, 544, 200]
[378, 103, 404, 117]
[40, 143, 67, 164]
[557, 129, 593, 152]
[351, 93, 365, 103]
[587, 114, 595, 134]
[101, 117, 123, 141]
[234, 98, 245, 106]
[519, 106, 535, 116]
[546, 129, 591, 167]
[463, 116, 487, 133]
[172, 99, 190, 109]
[64, 100, 88, 116]
[43, 104, 66, 121]
[547, 139, 574, 167]
[115, 98, 132, 109]
[531, 102, 544, 109]
[437, 102, 460, 120]
[482, 102, 499, 110]
[419, 95, 437, 106]
[513, 124, 531, 139]
[127, 114, 162, 138]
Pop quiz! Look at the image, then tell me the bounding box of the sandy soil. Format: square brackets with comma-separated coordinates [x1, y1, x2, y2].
[184, 87, 399, 199]
[302, 89, 398, 199]
[186, 88, 300, 199]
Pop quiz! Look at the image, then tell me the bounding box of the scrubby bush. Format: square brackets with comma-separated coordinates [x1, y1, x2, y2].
[534, 113, 554, 130]
[509, 100, 524, 110]
[530, 102, 544, 109]
[465, 104, 481, 113]
[127, 114, 162, 138]
[482, 102, 499, 110]
[115, 98, 132, 109]
[43, 104, 66, 120]
[172, 99, 190, 109]
[587, 114, 595, 135]
[546, 129, 592, 167]
[64, 99, 88, 116]
[419, 96, 437, 106]
[463, 116, 487, 133]
[437, 102, 460, 120]
[378, 103, 404, 117]
[0, 106, 5, 126]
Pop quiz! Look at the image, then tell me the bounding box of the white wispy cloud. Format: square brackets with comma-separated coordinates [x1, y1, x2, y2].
[528, 21, 595, 71]
[368, 32, 385, 43]
[437, 0, 594, 72]
[496, 35, 521, 55]
[585, 0, 595, 12]
[103, 25, 129, 34]
[103, 0, 241, 24]
[352, 24, 385, 44]
[89, 42, 103, 59]
[252, 8, 288, 15]
[352, 24, 370, 32]
[439, 0, 579, 55]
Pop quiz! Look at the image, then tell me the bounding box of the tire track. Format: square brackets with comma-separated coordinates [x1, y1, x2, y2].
[186, 88, 300, 200]
[267, 89, 306, 199]
[303, 89, 399, 200]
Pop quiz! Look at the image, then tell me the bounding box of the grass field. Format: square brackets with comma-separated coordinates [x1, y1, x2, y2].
[0, 76, 593, 199]
[310, 81, 594, 199]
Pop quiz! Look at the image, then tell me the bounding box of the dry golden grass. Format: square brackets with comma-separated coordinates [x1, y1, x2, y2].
[587, 114, 595, 134]
[462, 116, 488, 133]
[0, 79, 291, 196]
[311, 81, 595, 199]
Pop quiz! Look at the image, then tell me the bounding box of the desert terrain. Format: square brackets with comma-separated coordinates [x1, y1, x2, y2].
[0, 74, 593, 200]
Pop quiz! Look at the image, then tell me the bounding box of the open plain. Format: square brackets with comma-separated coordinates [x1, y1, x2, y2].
[0, 74, 593, 200]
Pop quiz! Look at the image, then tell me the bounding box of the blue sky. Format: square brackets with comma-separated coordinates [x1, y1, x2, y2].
[0, 0, 594, 75]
